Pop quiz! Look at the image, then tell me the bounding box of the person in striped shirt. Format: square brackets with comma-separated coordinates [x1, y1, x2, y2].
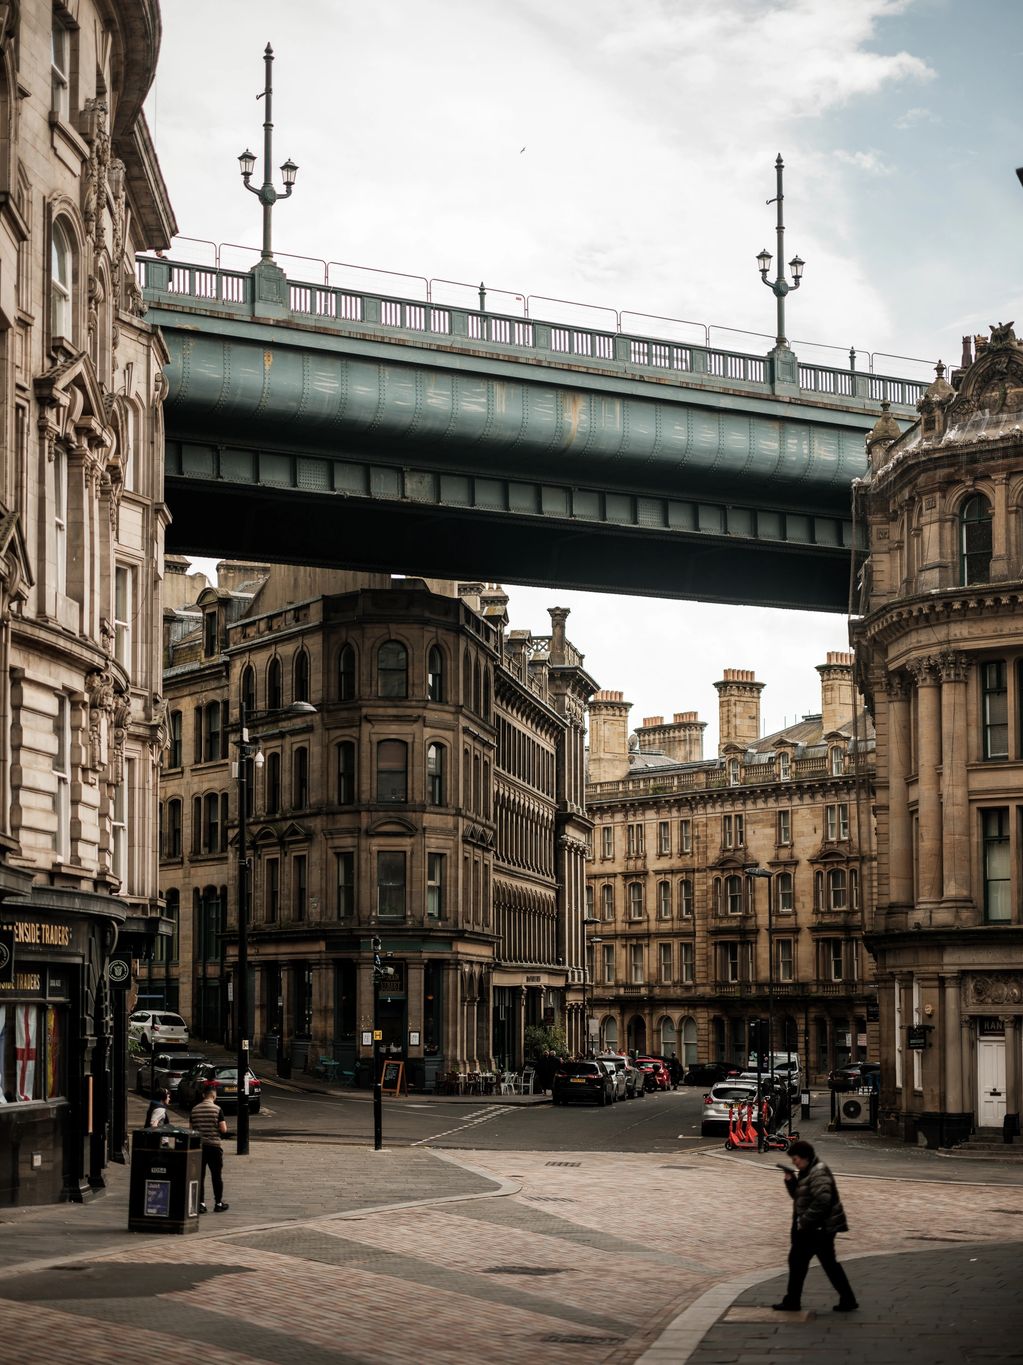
[190, 1083, 229, 1213]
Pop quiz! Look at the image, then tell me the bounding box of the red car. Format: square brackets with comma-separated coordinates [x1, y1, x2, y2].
[635, 1057, 670, 1091]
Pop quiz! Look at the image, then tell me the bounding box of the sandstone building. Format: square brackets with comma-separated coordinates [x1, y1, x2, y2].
[0, 0, 175, 1203]
[584, 655, 876, 1081]
[155, 566, 595, 1087]
[851, 325, 1023, 1147]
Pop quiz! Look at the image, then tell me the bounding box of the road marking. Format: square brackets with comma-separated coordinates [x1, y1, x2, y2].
[411, 1105, 512, 1146]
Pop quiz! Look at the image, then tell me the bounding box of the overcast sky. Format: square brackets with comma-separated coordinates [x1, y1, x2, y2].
[147, 0, 1022, 749]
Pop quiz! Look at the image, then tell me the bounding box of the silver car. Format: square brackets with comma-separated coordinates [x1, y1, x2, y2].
[596, 1056, 629, 1102]
[700, 1080, 759, 1136]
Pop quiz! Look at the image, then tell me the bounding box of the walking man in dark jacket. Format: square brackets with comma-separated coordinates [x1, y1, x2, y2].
[773, 1139, 857, 1313]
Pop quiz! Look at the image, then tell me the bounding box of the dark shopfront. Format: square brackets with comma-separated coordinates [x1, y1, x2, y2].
[0, 888, 159, 1206]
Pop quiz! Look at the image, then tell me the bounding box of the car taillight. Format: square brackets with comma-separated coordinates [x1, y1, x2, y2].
[704, 1095, 713, 1104]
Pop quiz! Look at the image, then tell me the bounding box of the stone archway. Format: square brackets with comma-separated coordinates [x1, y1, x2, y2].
[627, 1014, 647, 1055]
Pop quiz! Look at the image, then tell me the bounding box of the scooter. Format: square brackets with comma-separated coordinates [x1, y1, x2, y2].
[725, 1099, 796, 1152]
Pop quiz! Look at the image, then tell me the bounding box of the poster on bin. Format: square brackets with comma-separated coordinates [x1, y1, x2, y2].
[144, 1179, 171, 1217]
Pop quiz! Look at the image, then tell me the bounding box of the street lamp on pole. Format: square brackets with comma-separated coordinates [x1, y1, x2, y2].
[756, 155, 804, 350]
[233, 698, 316, 1157]
[238, 44, 299, 264]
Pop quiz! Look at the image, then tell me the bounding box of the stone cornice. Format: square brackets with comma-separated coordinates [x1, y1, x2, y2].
[854, 584, 1023, 650]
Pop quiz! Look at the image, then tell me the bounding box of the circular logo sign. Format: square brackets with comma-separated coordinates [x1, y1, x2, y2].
[108, 958, 130, 984]
[0, 941, 10, 973]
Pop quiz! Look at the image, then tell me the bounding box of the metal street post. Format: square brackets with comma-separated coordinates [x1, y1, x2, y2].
[234, 702, 255, 1156]
[756, 155, 804, 349]
[583, 916, 600, 1055]
[747, 867, 774, 1150]
[238, 44, 298, 263]
[370, 938, 394, 1150]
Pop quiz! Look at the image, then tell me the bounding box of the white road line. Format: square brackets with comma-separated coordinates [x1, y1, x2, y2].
[411, 1104, 512, 1146]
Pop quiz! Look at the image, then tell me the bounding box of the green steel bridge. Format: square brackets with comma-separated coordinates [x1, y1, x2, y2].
[140, 256, 924, 610]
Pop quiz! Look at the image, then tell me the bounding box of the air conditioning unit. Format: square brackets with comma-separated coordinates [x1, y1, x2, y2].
[835, 1091, 874, 1129]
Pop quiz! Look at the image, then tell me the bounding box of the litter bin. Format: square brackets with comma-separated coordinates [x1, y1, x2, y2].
[128, 1126, 202, 1234]
[800, 1091, 811, 1122]
[276, 1050, 292, 1080]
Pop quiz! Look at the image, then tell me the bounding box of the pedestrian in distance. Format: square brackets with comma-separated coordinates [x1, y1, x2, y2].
[144, 1088, 172, 1128]
[668, 1054, 683, 1090]
[773, 1139, 857, 1313]
[189, 1082, 230, 1214]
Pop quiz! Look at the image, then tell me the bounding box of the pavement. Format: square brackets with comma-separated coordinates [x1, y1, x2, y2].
[0, 1090, 1021, 1364]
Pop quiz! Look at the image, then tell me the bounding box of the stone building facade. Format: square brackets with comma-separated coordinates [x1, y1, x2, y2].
[851, 325, 1023, 1147]
[0, 0, 175, 1203]
[156, 567, 595, 1088]
[584, 655, 876, 1082]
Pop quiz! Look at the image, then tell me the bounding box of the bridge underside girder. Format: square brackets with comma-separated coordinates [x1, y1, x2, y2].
[165, 439, 856, 610]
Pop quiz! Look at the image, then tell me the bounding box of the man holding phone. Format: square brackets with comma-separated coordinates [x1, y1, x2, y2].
[773, 1139, 857, 1313]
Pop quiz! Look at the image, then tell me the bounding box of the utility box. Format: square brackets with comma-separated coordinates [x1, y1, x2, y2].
[128, 1126, 201, 1234]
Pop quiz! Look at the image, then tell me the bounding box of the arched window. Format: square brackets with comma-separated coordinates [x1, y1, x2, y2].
[601, 1017, 618, 1051]
[682, 1017, 698, 1066]
[728, 757, 740, 786]
[377, 641, 408, 698]
[427, 645, 445, 702]
[293, 746, 309, 808]
[660, 1016, 677, 1056]
[165, 798, 182, 859]
[202, 792, 220, 852]
[336, 740, 356, 805]
[265, 752, 281, 814]
[337, 643, 356, 700]
[473, 659, 482, 714]
[293, 649, 310, 703]
[482, 667, 491, 719]
[828, 867, 848, 910]
[657, 880, 671, 918]
[830, 746, 844, 777]
[168, 711, 183, 769]
[462, 651, 473, 709]
[51, 219, 73, 340]
[427, 742, 446, 804]
[725, 874, 743, 915]
[600, 883, 614, 920]
[679, 878, 693, 918]
[777, 870, 794, 913]
[960, 493, 993, 585]
[267, 657, 283, 710]
[777, 751, 791, 781]
[240, 665, 256, 716]
[628, 881, 644, 919]
[376, 740, 408, 803]
[814, 869, 825, 911]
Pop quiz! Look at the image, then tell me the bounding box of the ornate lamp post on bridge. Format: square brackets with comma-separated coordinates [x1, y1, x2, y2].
[756, 155, 805, 386]
[237, 44, 299, 265]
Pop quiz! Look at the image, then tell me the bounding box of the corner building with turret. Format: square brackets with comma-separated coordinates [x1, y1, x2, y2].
[852, 326, 1023, 1148]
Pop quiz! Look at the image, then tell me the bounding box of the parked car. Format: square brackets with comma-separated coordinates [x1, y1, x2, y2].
[701, 1080, 759, 1136]
[176, 1061, 262, 1113]
[595, 1056, 630, 1101]
[684, 1061, 736, 1087]
[128, 1010, 189, 1051]
[635, 1057, 670, 1091]
[135, 1050, 208, 1097]
[828, 1061, 880, 1093]
[551, 1060, 614, 1106]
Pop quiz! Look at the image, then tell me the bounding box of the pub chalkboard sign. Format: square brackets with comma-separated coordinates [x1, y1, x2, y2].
[379, 1060, 407, 1096]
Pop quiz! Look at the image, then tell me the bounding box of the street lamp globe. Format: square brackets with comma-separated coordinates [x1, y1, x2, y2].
[238, 148, 256, 180]
[280, 158, 299, 190]
[789, 255, 805, 284]
[756, 247, 772, 277]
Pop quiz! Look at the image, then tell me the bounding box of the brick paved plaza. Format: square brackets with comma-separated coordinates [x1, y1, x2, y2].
[1, 1131, 1021, 1364]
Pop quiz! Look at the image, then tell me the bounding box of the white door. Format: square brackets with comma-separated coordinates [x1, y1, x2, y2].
[977, 1039, 1006, 1126]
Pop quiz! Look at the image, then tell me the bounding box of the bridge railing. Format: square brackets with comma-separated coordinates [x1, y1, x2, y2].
[138, 256, 927, 410]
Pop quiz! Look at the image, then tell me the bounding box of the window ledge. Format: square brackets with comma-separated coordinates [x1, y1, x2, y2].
[49, 112, 89, 166]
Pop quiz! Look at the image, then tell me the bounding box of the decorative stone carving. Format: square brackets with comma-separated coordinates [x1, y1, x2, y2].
[80, 98, 110, 252]
[85, 668, 115, 780]
[937, 650, 969, 683]
[966, 973, 1023, 1006]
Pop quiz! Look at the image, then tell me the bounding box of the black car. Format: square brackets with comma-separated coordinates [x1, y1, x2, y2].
[176, 1061, 262, 1113]
[551, 1060, 614, 1106]
[684, 1061, 736, 1087]
[828, 1061, 880, 1093]
[135, 1050, 209, 1097]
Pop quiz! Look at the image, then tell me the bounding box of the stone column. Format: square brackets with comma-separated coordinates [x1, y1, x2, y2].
[1003, 1015, 1020, 1138]
[990, 473, 1010, 578]
[407, 959, 425, 1064]
[912, 659, 942, 905]
[939, 652, 970, 906]
[942, 974, 963, 1114]
[886, 673, 913, 909]
[442, 962, 461, 1071]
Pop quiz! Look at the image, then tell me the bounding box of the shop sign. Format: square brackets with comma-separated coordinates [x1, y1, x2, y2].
[107, 957, 131, 988]
[979, 1017, 1006, 1038]
[907, 1024, 929, 1050]
[525, 974, 543, 984]
[0, 926, 13, 985]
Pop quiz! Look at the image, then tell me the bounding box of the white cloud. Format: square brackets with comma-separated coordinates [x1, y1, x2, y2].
[834, 149, 895, 175]
[895, 105, 941, 129]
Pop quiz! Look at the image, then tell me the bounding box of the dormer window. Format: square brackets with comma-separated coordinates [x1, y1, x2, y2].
[829, 746, 844, 777]
[777, 751, 791, 781]
[203, 611, 218, 657]
[727, 757, 740, 786]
